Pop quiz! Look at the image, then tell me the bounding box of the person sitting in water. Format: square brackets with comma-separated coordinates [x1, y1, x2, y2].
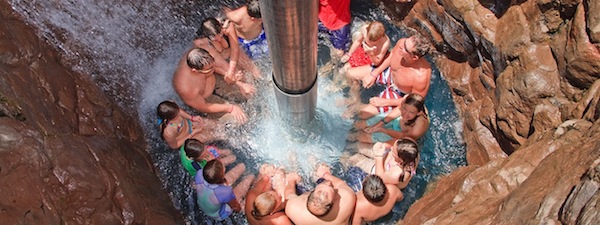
[172, 48, 249, 124]
[194, 17, 261, 83]
[347, 139, 419, 190]
[157, 100, 218, 149]
[285, 163, 356, 225]
[351, 174, 403, 225]
[245, 164, 300, 225]
[223, 0, 269, 60]
[180, 138, 236, 177]
[349, 93, 429, 145]
[195, 159, 255, 221]
[342, 21, 391, 82]
[318, 0, 352, 58]
[355, 32, 432, 120]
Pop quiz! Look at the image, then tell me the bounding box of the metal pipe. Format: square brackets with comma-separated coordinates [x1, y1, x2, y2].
[259, 0, 318, 125]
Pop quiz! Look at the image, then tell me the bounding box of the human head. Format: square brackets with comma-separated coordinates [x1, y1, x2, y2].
[401, 93, 426, 126]
[186, 48, 214, 71]
[203, 159, 226, 184]
[306, 180, 334, 217]
[403, 32, 430, 58]
[247, 0, 261, 18]
[157, 100, 179, 122]
[195, 17, 223, 40]
[220, 0, 247, 11]
[366, 21, 385, 42]
[393, 138, 419, 165]
[183, 138, 206, 160]
[251, 191, 282, 219]
[362, 174, 387, 204]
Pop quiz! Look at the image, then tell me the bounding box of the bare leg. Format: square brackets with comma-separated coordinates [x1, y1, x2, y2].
[348, 153, 375, 173]
[219, 154, 236, 166]
[358, 104, 380, 119]
[353, 119, 368, 129]
[225, 163, 246, 186]
[346, 65, 371, 81]
[355, 142, 376, 157]
[357, 132, 375, 144]
[234, 174, 256, 211]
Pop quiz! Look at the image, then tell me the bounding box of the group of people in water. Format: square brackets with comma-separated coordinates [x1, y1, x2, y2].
[155, 0, 432, 224]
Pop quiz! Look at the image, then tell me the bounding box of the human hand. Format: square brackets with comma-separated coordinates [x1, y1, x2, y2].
[340, 53, 350, 63]
[229, 105, 248, 124]
[225, 70, 242, 84]
[369, 97, 386, 107]
[372, 142, 390, 158]
[361, 73, 376, 88]
[315, 163, 331, 179]
[286, 172, 301, 183]
[237, 82, 256, 98]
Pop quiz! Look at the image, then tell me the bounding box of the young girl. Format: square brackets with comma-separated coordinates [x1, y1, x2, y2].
[348, 139, 419, 190]
[157, 101, 216, 149]
[351, 93, 429, 145]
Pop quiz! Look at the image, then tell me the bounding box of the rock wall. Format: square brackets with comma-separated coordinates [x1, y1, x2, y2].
[376, 0, 600, 224]
[0, 1, 182, 224]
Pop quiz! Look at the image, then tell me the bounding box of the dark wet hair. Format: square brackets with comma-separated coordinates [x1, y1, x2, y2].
[403, 93, 426, 127]
[247, 0, 261, 18]
[184, 138, 206, 159]
[362, 174, 387, 203]
[306, 189, 333, 217]
[186, 48, 214, 70]
[196, 17, 223, 39]
[157, 101, 180, 140]
[203, 159, 226, 184]
[220, 0, 248, 10]
[396, 138, 418, 163]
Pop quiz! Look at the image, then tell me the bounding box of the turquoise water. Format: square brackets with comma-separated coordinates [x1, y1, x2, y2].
[10, 0, 466, 224]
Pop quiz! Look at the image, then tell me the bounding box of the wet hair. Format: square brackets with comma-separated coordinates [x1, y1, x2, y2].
[410, 32, 431, 57]
[251, 192, 277, 219]
[306, 188, 333, 217]
[195, 17, 223, 39]
[203, 159, 226, 184]
[366, 21, 386, 42]
[220, 0, 248, 10]
[403, 93, 426, 127]
[362, 175, 386, 204]
[186, 48, 214, 70]
[247, 0, 261, 18]
[184, 138, 206, 159]
[395, 138, 419, 166]
[157, 101, 180, 140]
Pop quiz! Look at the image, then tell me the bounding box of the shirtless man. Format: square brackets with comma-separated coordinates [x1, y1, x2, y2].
[285, 164, 356, 225]
[173, 48, 248, 123]
[351, 174, 403, 225]
[358, 33, 432, 119]
[223, 0, 268, 60]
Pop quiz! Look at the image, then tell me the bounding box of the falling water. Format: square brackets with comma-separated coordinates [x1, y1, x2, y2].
[11, 0, 466, 224]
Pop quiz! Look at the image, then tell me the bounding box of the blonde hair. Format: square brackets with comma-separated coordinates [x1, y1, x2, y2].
[366, 21, 386, 42]
[252, 192, 277, 219]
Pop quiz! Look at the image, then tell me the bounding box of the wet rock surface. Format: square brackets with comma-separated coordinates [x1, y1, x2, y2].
[376, 0, 600, 224]
[0, 1, 181, 224]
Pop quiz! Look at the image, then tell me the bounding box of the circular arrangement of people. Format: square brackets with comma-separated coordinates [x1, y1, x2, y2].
[156, 1, 458, 224]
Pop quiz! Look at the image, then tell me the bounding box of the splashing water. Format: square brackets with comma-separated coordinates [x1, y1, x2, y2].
[11, 0, 466, 224]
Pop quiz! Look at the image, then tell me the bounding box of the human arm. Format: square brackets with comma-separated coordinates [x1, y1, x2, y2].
[368, 96, 403, 108]
[372, 142, 400, 185]
[315, 164, 347, 189]
[341, 30, 365, 63]
[284, 172, 301, 200]
[179, 90, 247, 123]
[224, 24, 241, 82]
[361, 51, 392, 88]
